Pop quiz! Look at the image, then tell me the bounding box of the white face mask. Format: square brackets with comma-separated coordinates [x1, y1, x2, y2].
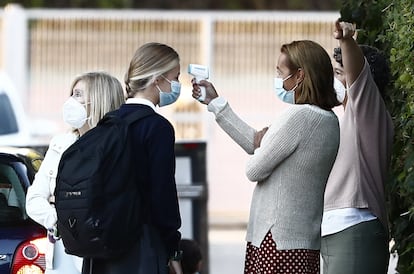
[273, 74, 296, 104]
[334, 77, 346, 103]
[157, 77, 181, 107]
[62, 97, 88, 129]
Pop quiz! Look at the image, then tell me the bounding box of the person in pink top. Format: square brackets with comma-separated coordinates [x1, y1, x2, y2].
[321, 20, 394, 274]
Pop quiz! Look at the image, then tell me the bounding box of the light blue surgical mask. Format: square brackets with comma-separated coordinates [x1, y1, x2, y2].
[157, 76, 181, 107]
[273, 74, 297, 104]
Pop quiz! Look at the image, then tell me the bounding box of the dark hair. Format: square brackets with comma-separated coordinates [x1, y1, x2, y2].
[180, 239, 202, 274]
[333, 45, 390, 96]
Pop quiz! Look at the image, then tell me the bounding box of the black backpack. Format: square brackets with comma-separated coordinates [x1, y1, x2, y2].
[54, 108, 153, 259]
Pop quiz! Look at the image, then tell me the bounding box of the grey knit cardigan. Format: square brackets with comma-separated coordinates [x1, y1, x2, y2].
[208, 98, 340, 250]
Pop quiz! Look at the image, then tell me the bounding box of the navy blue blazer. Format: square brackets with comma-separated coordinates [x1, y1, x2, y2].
[115, 103, 181, 257]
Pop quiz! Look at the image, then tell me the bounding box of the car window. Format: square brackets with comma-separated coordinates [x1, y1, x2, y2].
[0, 92, 19, 135]
[0, 162, 27, 225]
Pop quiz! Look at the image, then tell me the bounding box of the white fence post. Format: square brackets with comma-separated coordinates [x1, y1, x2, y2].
[201, 15, 214, 71]
[1, 4, 28, 105]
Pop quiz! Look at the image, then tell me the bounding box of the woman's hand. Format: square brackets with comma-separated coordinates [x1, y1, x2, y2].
[191, 78, 219, 105]
[333, 20, 356, 40]
[254, 127, 269, 149]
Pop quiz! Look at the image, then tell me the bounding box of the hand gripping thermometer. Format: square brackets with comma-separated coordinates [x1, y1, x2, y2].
[188, 64, 209, 102]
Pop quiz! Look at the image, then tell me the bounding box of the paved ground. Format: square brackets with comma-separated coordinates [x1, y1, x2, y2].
[209, 228, 245, 274]
[208, 228, 399, 274]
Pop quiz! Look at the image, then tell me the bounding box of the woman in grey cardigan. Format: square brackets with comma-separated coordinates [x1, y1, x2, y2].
[192, 40, 340, 274]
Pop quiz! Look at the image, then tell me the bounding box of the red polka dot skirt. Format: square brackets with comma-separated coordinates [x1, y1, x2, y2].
[244, 231, 320, 274]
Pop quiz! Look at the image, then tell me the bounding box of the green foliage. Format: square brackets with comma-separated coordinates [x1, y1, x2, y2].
[340, 0, 387, 48]
[340, 0, 414, 272]
[384, 1, 414, 272]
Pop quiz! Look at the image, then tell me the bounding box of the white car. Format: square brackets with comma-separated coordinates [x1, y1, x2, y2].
[0, 73, 52, 149]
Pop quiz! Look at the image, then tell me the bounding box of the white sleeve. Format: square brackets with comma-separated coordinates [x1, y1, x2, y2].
[26, 149, 58, 229]
[26, 134, 74, 229]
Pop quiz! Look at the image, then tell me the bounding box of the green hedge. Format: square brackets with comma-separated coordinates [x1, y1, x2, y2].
[340, 0, 414, 273]
[385, 1, 414, 273]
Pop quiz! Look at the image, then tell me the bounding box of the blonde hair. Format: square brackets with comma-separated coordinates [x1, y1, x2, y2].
[281, 40, 340, 110]
[124, 42, 179, 98]
[69, 71, 125, 128]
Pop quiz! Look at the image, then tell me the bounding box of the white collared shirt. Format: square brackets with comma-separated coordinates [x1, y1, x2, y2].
[126, 97, 157, 111]
[321, 208, 377, 236]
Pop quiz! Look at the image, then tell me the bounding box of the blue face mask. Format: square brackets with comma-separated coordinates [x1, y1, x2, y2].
[157, 77, 181, 107]
[273, 74, 296, 104]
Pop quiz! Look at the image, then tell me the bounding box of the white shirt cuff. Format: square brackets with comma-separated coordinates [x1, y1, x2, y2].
[207, 97, 228, 114]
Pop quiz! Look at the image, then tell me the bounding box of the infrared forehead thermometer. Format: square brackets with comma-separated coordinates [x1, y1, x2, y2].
[188, 64, 209, 102]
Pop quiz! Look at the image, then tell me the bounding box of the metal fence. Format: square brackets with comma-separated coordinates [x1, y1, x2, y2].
[1, 6, 339, 138]
[0, 5, 340, 223]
